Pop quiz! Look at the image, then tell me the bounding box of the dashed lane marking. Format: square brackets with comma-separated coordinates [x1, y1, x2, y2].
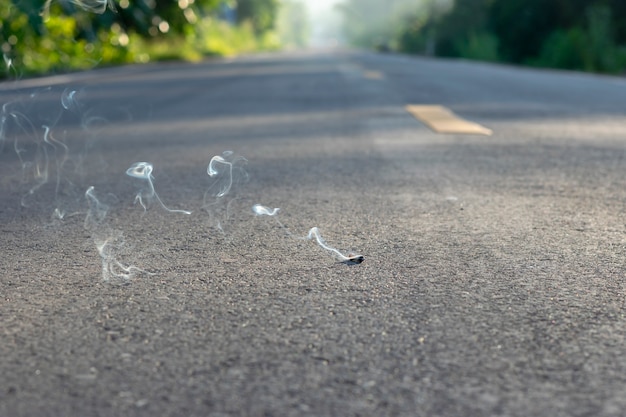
[405, 105, 493, 135]
[363, 70, 384, 79]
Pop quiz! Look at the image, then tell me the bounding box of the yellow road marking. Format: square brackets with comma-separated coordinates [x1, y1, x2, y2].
[363, 70, 384, 80]
[405, 105, 493, 135]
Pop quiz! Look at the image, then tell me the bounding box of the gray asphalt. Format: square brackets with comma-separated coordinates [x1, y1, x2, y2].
[2, 50, 626, 417]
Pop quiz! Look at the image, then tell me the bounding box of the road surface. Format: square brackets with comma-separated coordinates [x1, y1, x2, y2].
[1, 50, 626, 416]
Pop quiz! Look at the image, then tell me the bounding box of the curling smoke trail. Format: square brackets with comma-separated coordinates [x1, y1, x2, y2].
[1, 88, 85, 214]
[252, 203, 294, 236]
[12, 116, 52, 208]
[94, 233, 147, 283]
[2, 85, 109, 218]
[84, 186, 108, 228]
[61, 88, 82, 113]
[0, 103, 8, 153]
[3, 54, 17, 79]
[126, 162, 191, 215]
[252, 204, 280, 216]
[206, 151, 248, 198]
[61, 90, 77, 110]
[252, 203, 293, 237]
[253, 204, 364, 263]
[5, 106, 40, 171]
[204, 151, 248, 232]
[306, 227, 363, 263]
[85, 186, 147, 282]
[41, 0, 115, 17]
[42, 125, 69, 198]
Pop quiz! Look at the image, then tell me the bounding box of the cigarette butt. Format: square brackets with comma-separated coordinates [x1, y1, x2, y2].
[346, 254, 364, 264]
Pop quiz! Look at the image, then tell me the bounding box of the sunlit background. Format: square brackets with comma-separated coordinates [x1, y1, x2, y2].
[1, 0, 626, 78]
[305, 0, 342, 48]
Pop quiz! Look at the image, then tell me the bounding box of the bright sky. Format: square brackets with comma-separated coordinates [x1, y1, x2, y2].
[306, 0, 340, 15]
[304, 0, 343, 46]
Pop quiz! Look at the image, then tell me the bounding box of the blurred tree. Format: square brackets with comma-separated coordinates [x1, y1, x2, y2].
[1, 0, 134, 77]
[488, 0, 626, 71]
[346, 0, 626, 73]
[277, 0, 309, 47]
[339, 0, 429, 49]
[235, 0, 279, 35]
[1, 0, 282, 78]
[110, 0, 222, 37]
[488, 0, 562, 63]
[434, 0, 492, 56]
[611, 0, 626, 43]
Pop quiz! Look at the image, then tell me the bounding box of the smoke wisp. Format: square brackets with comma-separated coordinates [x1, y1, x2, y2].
[85, 186, 148, 282]
[41, 0, 115, 17]
[0, 86, 117, 219]
[252, 204, 280, 216]
[253, 203, 364, 264]
[126, 162, 192, 215]
[1, 0, 368, 283]
[203, 151, 248, 233]
[306, 227, 364, 263]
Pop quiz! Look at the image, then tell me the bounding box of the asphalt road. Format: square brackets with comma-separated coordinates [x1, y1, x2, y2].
[2, 50, 626, 417]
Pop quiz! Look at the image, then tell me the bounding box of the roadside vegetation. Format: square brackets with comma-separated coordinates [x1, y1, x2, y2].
[0, 0, 310, 79]
[339, 0, 626, 74]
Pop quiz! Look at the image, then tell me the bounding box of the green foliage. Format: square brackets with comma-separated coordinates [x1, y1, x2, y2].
[1, 0, 132, 77]
[339, 0, 426, 49]
[454, 31, 500, 62]
[527, 28, 589, 71]
[236, 0, 280, 35]
[0, 0, 283, 79]
[396, 8, 438, 56]
[191, 17, 280, 57]
[529, 6, 626, 73]
[432, 0, 490, 57]
[277, 0, 309, 48]
[586, 5, 623, 72]
[338, 0, 626, 74]
[487, 0, 560, 63]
